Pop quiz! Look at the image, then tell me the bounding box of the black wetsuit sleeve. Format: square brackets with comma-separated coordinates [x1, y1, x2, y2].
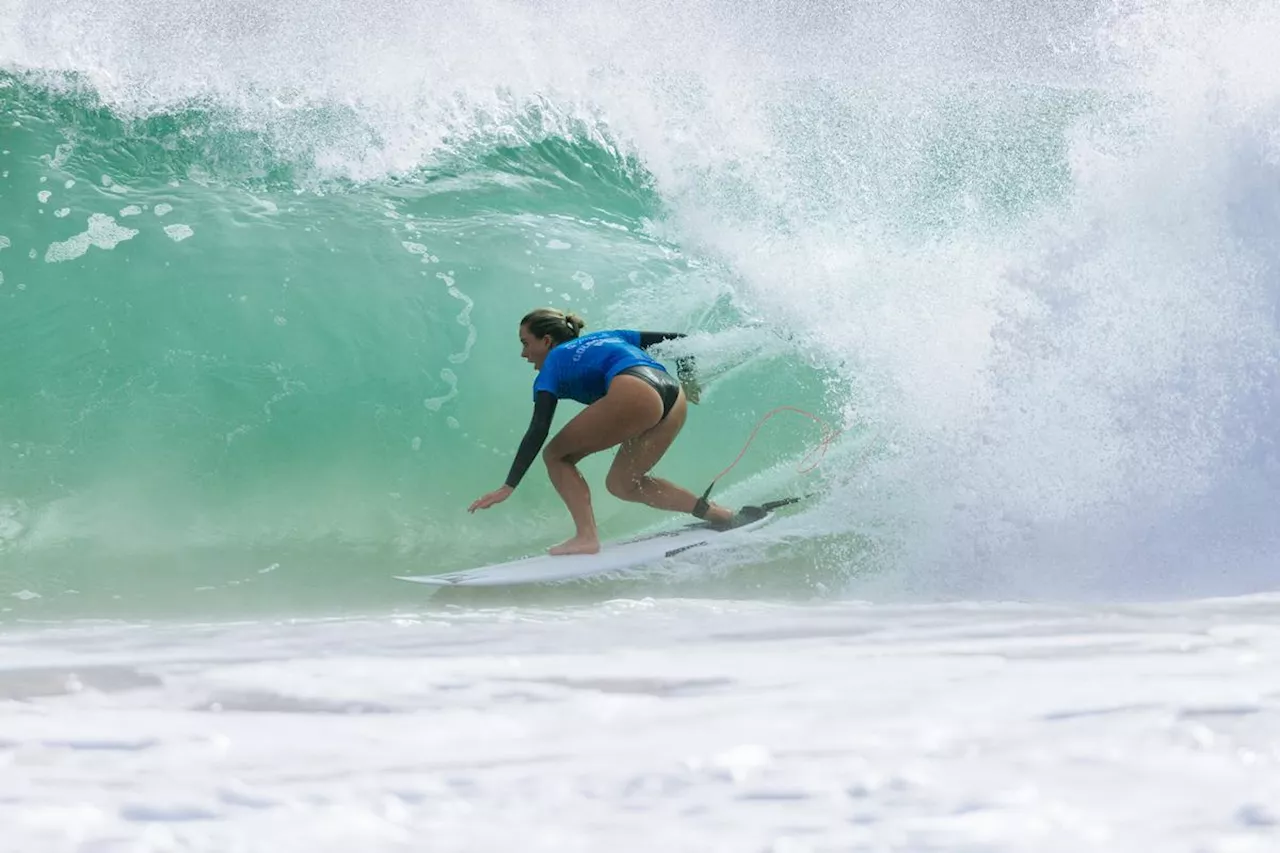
[504, 390, 558, 489]
[637, 331, 686, 349]
[638, 331, 697, 381]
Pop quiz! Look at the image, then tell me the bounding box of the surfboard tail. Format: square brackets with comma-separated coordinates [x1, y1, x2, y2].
[759, 495, 808, 512]
[711, 495, 807, 532]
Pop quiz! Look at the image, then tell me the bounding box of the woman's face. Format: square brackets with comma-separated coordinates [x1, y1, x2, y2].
[519, 324, 555, 369]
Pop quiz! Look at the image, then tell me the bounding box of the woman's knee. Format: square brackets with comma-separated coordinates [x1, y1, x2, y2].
[543, 443, 584, 466]
[605, 470, 642, 500]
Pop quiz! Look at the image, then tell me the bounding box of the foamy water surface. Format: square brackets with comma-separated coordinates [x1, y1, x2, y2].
[4, 595, 1279, 852]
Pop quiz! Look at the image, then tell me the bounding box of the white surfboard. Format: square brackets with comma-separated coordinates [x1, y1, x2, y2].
[395, 506, 778, 588]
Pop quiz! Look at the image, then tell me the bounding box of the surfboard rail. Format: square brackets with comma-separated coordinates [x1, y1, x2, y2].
[395, 499, 800, 588]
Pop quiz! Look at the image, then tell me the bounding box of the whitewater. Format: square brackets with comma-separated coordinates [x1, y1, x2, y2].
[2, 0, 1279, 849]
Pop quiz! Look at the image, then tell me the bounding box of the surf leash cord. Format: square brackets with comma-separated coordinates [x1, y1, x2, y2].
[693, 405, 841, 514]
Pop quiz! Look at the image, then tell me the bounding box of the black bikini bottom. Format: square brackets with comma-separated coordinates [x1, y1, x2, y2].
[616, 365, 680, 421]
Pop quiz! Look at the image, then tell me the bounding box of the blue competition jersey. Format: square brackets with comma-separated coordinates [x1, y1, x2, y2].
[533, 330, 667, 404]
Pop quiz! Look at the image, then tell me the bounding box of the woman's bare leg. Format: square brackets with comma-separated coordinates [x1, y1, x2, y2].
[604, 389, 734, 524]
[543, 450, 596, 553]
[542, 375, 664, 555]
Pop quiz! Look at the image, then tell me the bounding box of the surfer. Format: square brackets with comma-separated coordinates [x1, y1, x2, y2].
[467, 308, 740, 555]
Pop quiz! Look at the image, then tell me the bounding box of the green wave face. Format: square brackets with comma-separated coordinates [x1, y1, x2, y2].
[0, 69, 848, 615]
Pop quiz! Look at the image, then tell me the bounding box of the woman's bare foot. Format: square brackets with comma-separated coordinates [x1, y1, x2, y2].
[549, 535, 601, 556]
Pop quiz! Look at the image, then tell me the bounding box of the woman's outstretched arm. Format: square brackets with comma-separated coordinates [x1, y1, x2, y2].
[468, 391, 558, 512]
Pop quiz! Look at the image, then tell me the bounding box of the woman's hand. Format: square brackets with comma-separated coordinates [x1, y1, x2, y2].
[681, 376, 701, 404]
[676, 358, 701, 404]
[468, 485, 514, 513]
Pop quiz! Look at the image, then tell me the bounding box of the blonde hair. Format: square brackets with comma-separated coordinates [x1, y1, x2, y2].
[521, 307, 586, 344]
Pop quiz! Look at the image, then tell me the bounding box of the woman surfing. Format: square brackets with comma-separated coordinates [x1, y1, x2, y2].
[467, 308, 743, 555]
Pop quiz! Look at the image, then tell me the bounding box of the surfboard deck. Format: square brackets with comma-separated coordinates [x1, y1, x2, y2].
[395, 505, 780, 588]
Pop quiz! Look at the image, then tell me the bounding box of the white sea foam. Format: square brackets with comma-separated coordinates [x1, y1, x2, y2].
[163, 223, 194, 242]
[44, 213, 139, 263]
[1, 595, 1277, 852]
